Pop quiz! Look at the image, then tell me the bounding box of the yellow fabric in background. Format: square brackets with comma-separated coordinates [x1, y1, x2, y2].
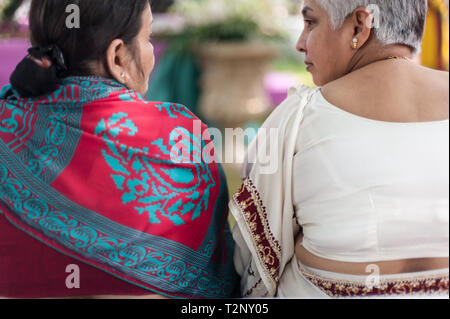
[421, 0, 449, 70]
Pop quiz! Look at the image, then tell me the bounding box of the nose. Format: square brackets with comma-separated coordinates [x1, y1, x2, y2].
[296, 31, 307, 54]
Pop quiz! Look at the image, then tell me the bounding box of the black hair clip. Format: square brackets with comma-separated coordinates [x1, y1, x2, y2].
[28, 45, 68, 77]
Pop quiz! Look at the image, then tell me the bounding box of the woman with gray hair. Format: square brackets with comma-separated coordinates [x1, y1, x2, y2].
[230, 0, 448, 298]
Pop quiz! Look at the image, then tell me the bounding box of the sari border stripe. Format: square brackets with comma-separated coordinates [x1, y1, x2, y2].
[232, 177, 282, 288]
[1, 139, 209, 263]
[0, 139, 233, 298]
[298, 261, 450, 297]
[1, 209, 186, 299]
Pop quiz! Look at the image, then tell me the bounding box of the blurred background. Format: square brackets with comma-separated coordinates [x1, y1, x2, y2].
[1, 0, 449, 204]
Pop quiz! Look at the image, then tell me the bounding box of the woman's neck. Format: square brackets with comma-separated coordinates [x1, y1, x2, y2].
[348, 44, 414, 74]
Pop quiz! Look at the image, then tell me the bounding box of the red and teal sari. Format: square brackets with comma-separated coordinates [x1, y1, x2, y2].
[0, 76, 239, 298]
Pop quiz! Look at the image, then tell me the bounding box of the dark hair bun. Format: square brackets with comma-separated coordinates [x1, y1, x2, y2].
[10, 54, 59, 98]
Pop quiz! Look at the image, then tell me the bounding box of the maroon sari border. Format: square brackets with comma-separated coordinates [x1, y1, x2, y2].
[298, 262, 449, 297]
[232, 177, 282, 287]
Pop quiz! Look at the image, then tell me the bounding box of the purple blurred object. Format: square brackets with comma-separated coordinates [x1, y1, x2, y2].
[264, 72, 300, 107]
[0, 38, 168, 89]
[0, 38, 30, 88]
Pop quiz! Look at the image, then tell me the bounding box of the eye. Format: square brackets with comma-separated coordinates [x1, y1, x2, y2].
[304, 19, 314, 27]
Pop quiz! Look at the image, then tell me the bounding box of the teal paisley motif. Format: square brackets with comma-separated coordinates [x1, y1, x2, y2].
[0, 77, 238, 298]
[136, 253, 173, 272]
[0, 77, 130, 184]
[178, 270, 198, 288]
[153, 102, 195, 119]
[14, 89, 77, 183]
[23, 198, 49, 220]
[0, 109, 23, 133]
[70, 226, 98, 248]
[87, 237, 121, 257]
[164, 260, 187, 281]
[0, 159, 235, 298]
[95, 112, 215, 227]
[39, 211, 78, 233]
[104, 243, 147, 268]
[0, 178, 31, 209]
[46, 119, 67, 146]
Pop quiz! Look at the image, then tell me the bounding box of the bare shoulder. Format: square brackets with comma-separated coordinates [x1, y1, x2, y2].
[427, 68, 449, 96]
[320, 71, 386, 120]
[320, 64, 449, 122]
[320, 76, 360, 105]
[412, 67, 449, 120]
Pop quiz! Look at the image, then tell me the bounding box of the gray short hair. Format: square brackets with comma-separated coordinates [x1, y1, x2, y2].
[314, 0, 428, 53]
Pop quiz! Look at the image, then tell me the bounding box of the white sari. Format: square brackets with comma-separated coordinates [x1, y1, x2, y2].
[229, 85, 319, 297]
[229, 85, 449, 298]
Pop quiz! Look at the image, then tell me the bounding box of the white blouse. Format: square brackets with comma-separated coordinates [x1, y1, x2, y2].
[293, 90, 449, 262]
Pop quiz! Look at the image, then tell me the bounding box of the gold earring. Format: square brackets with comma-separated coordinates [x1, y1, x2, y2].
[352, 38, 358, 49]
[120, 72, 127, 82]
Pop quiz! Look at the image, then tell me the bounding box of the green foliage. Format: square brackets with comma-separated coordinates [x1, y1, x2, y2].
[1, 0, 24, 21]
[170, 0, 290, 45]
[185, 17, 260, 42]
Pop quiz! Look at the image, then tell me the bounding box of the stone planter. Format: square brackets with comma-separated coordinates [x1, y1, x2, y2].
[194, 42, 278, 128]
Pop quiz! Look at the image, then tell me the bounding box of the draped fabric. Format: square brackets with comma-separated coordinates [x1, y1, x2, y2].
[229, 85, 318, 297]
[230, 84, 449, 298]
[0, 76, 239, 299]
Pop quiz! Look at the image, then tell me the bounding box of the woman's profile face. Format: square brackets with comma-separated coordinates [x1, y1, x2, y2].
[296, 0, 353, 86]
[124, 3, 155, 95]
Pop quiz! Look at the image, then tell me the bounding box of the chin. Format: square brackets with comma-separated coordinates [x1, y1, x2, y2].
[312, 74, 331, 87]
[312, 76, 325, 87]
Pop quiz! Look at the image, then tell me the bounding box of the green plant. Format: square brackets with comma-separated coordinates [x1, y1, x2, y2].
[1, 0, 24, 22]
[170, 0, 289, 44]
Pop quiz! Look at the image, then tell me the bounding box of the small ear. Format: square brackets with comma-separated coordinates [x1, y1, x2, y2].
[105, 39, 127, 84]
[351, 7, 374, 47]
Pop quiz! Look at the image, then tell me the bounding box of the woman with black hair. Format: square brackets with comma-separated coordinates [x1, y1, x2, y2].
[0, 0, 239, 299]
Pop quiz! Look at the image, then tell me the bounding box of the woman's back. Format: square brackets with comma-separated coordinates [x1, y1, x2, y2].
[232, 0, 449, 298]
[295, 87, 448, 260]
[0, 76, 239, 299]
[294, 61, 449, 274]
[0, 0, 240, 299]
